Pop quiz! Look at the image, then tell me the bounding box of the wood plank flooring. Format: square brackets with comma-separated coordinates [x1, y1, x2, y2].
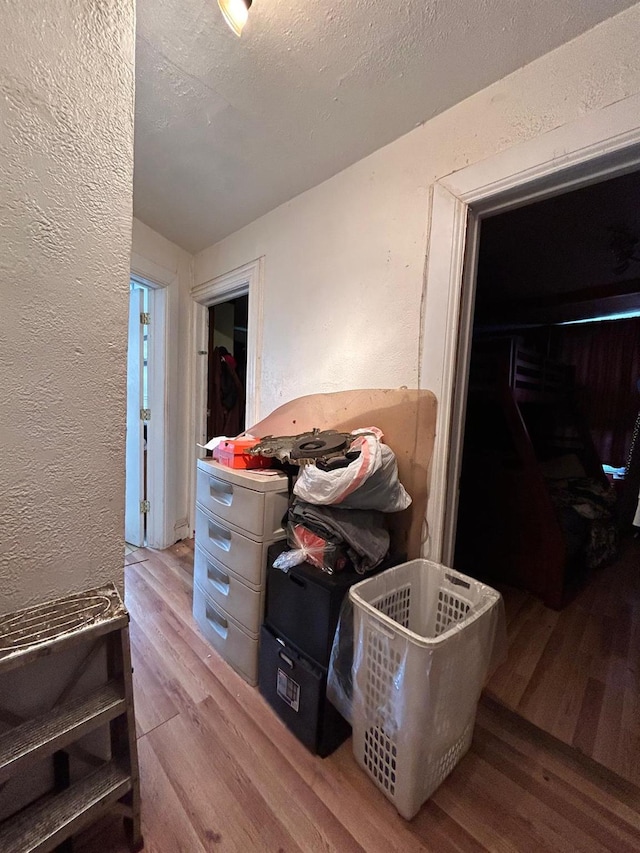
[486, 537, 640, 787]
[76, 540, 640, 852]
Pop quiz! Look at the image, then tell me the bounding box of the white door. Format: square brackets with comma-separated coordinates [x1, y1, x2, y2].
[125, 287, 145, 546]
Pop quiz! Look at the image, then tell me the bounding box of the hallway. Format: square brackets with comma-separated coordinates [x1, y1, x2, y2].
[75, 541, 640, 852]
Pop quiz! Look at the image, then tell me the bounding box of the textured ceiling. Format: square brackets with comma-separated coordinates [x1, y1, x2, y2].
[133, 0, 636, 253]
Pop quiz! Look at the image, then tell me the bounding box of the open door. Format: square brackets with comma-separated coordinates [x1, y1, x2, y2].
[125, 287, 145, 546]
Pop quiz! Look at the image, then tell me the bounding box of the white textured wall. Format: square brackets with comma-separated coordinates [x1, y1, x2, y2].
[131, 218, 193, 542]
[0, 0, 135, 612]
[195, 5, 640, 424]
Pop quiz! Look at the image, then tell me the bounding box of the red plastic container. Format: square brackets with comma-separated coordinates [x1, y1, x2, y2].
[215, 438, 272, 470]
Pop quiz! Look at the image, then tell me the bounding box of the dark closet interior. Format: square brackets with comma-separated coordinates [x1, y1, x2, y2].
[206, 294, 249, 440]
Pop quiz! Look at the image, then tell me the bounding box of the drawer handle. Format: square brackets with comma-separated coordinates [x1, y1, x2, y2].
[209, 478, 233, 507]
[206, 603, 228, 639]
[207, 563, 230, 596]
[278, 651, 293, 668]
[207, 521, 232, 552]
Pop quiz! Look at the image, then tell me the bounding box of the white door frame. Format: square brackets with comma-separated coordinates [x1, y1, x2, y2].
[129, 256, 170, 549]
[420, 94, 640, 564]
[189, 257, 265, 532]
[125, 286, 145, 547]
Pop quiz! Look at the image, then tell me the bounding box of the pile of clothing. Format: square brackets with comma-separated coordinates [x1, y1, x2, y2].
[270, 427, 411, 574]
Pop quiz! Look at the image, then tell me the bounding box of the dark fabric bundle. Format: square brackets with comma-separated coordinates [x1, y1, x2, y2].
[288, 500, 389, 573]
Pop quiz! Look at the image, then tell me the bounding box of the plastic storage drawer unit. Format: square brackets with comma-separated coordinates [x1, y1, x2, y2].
[194, 545, 263, 631]
[258, 625, 351, 757]
[265, 543, 405, 668]
[196, 463, 288, 538]
[265, 542, 369, 667]
[193, 459, 288, 685]
[195, 505, 269, 586]
[193, 581, 259, 684]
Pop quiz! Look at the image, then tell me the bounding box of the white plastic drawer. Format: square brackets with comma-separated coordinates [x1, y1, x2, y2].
[195, 505, 265, 585]
[263, 490, 289, 541]
[193, 582, 259, 685]
[194, 546, 264, 633]
[196, 467, 267, 537]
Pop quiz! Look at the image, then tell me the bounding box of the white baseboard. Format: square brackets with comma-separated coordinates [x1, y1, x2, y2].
[174, 519, 191, 542]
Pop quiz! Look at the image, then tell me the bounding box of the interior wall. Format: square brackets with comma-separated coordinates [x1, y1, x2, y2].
[194, 5, 640, 431]
[0, 0, 135, 611]
[131, 218, 194, 542]
[212, 302, 235, 353]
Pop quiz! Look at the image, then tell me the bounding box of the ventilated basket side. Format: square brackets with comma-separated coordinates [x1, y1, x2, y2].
[351, 606, 404, 804]
[352, 611, 480, 818]
[350, 560, 502, 820]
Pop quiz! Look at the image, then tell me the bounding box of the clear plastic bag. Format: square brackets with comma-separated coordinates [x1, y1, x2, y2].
[326, 596, 355, 724]
[272, 548, 307, 572]
[273, 523, 349, 574]
[336, 444, 411, 512]
[294, 428, 411, 511]
[293, 428, 384, 505]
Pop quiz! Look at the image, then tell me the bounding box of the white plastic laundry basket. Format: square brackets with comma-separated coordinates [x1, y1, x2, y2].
[349, 559, 503, 820]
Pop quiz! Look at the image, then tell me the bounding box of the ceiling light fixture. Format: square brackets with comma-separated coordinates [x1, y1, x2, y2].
[218, 0, 252, 37]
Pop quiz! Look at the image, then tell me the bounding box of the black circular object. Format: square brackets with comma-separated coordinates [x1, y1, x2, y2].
[290, 431, 349, 459]
[298, 439, 325, 451]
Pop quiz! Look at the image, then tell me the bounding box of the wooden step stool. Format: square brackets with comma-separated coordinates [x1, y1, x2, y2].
[0, 583, 143, 852]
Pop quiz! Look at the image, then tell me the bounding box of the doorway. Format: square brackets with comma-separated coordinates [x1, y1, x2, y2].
[125, 276, 168, 549]
[125, 280, 150, 548]
[447, 169, 640, 784]
[416, 102, 640, 788]
[189, 257, 264, 530]
[206, 295, 248, 440]
[454, 170, 640, 588]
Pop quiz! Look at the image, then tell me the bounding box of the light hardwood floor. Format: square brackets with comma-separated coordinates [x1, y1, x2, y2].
[76, 540, 640, 852]
[487, 537, 640, 787]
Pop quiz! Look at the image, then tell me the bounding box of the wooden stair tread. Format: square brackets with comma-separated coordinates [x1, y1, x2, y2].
[0, 762, 132, 853]
[0, 682, 126, 785]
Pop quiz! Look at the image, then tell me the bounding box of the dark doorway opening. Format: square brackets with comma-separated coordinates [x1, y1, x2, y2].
[453, 168, 640, 785]
[206, 294, 249, 440]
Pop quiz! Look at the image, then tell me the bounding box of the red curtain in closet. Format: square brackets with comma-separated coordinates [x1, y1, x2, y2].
[553, 317, 640, 467]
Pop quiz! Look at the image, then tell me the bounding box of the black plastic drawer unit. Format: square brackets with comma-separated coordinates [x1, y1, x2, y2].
[258, 625, 351, 757]
[265, 542, 362, 667]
